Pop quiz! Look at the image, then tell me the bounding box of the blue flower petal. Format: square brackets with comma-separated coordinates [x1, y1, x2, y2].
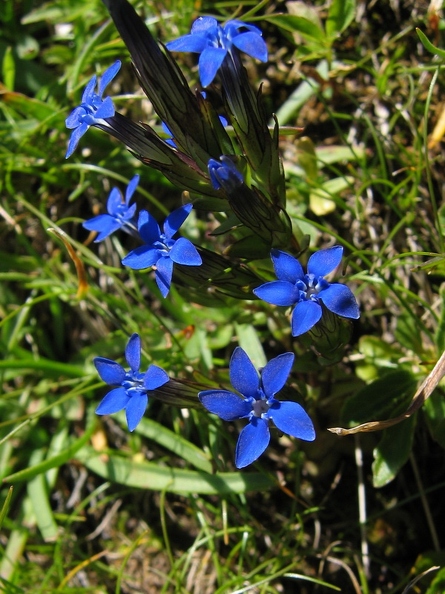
[106, 188, 123, 215]
[199, 390, 252, 420]
[191, 16, 218, 35]
[229, 347, 259, 399]
[318, 283, 360, 319]
[94, 95, 116, 119]
[261, 353, 294, 398]
[253, 280, 299, 306]
[199, 47, 227, 87]
[268, 400, 316, 441]
[166, 34, 209, 53]
[125, 333, 141, 373]
[83, 214, 121, 242]
[96, 387, 129, 415]
[97, 60, 121, 96]
[81, 76, 97, 103]
[270, 250, 305, 283]
[65, 122, 89, 158]
[66, 106, 85, 129]
[169, 237, 202, 266]
[235, 417, 270, 468]
[208, 156, 244, 192]
[94, 357, 126, 385]
[163, 204, 193, 239]
[144, 364, 169, 390]
[308, 245, 343, 278]
[125, 175, 140, 204]
[291, 300, 322, 336]
[122, 203, 137, 221]
[155, 256, 174, 297]
[122, 245, 160, 269]
[231, 32, 268, 62]
[137, 210, 161, 245]
[125, 392, 148, 431]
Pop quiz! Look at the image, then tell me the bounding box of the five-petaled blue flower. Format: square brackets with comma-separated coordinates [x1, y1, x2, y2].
[94, 333, 169, 431]
[122, 203, 202, 297]
[199, 347, 315, 468]
[166, 17, 268, 87]
[83, 175, 139, 241]
[65, 61, 121, 158]
[208, 156, 244, 192]
[253, 247, 360, 337]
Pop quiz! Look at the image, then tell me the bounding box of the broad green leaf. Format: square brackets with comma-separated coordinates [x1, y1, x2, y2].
[412, 551, 445, 593]
[435, 286, 445, 351]
[423, 389, 445, 448]
[297, 137, 318, 180]
[309, 176, 353, 216]
[326, 0, 356, 38]
[265, 14, 325, 43]
[75, 447, 275, 494]
[16, 35, 39, 60]
[316, 145, 365, 165]
[235, 323, 267, 369]
[426, 567, 445, 593]
[416, 28, 445, 60]
[372, 415, 416, 487]
[341, 369, 417, 426]
[355, 335, 404, 381]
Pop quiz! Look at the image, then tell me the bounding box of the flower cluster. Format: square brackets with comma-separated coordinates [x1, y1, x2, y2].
[66, 2, 361, 468]
[65, 61, 120, 158]
[166, 17, 268, 87]
[83, 175, 139, 241]
[94, 333, 169, 431]
[122, 204, 202, 297]
[254, 247, 360, 337]
[199, 347, 315, 468]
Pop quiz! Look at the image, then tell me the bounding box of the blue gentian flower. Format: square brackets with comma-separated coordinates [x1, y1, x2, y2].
[83, 175, 139, 241]
[122, 203, 202, 297]
[208, 156, 244, 192]
[166, 17, 268, 87]
[199, 347, 315, 468]
[94, 333, 169, 431]
[65, 61, 121, 158]
[253, 247, 360, 337]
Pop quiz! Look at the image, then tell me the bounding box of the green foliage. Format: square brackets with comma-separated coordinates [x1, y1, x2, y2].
[2, 0, 445, 591]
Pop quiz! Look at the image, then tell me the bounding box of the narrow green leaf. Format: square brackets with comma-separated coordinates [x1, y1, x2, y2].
[416, 28, 445, 60]
[0, 358, 87, 378]
[27, 449, 58, 542]
[127, 414, 213, 474]
[2, 410, 97, 484]
[0, 486, 13, 530]
[2, 46, 15, 90]
[75, 447, 274, 494]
